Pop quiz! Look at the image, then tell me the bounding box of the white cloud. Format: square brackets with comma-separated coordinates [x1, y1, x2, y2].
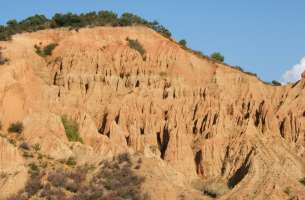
[282, 57, 305, 83]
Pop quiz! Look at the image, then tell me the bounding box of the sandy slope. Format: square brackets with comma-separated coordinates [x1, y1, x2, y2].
[0, 26, 304, 199]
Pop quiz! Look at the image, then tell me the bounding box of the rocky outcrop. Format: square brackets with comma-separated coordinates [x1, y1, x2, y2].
[0, 27, 304, 199]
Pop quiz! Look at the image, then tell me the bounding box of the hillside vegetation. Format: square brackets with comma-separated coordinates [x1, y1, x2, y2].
[0, 11, 171, 41]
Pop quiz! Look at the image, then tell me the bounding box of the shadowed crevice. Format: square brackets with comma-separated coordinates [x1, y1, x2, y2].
[228, 149, 253, 188]
[157, 126, 170, 159]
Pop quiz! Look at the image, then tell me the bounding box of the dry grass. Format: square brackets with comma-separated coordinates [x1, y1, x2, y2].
[192, 179, 229, 198]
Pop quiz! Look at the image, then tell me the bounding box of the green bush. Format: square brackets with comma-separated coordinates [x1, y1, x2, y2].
[33, 143, 41, 152]
[147, 20, 171, 38]
[97, 11, 118, 26]
[127, 38, 146, 60]
[8, 121, 24, 134]
[0, 25, 11, 41]
[66, 157, 77, 166]
[234, 65, 244, 72]
[19, 15, 49, 32]
[43, 43, 58, 56]
[28, 163, 40, 177]
[192, 50, 208, 59]
[61, 115, 83, 143]
[211, 52, 224, 62]
[34, 43, 58, 57]
[272, 80, 282, 86]
[51, 13, 83, 28]
[34, 45, 41, 55]
[119, 13, 145, 26]
[179, 39, 187, 48]
[244, 71, 257, 77]
[0, 11, 172, 41]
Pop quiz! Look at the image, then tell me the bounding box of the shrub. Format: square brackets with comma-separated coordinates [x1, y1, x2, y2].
[32, 143, 41, 152]
[147, 21, 171, 38]
[211, 52, 224, 62]
[8, 121, 24, 134]
[191, 50, 208, 59]
[192, 179, 229, 199]
[51, 13, 83, 28]
[0, 11, 172, 41]
[97, 10, 118, 26]
[68, 168, 87, 183]
[117, 153, 131, 164]
[61, 115, 83, 143]
[48, 171, 67, 187]
[11, 168, 75, 199]
[19, 142, 30, 150]
[127, 38, 146, 60]
[41, 186, 66, 200]
[8, 138, 16, 146]
[179, 39, 187, 48]
[244, 71, 257, 77]
[0, 25, 11, 41]
[272, 80, 282, 86]
[232, 66, 260, 79]
[203, 182, 229, 198]
[28, 163, 40, 177]
[19, 15, 49, 32]
[34, 43, 57, 57]
[84, 154, 145, 200]
[34, 44, 41, 55]
[233, 65, 244, 72]
[38, 153, 43, 160]
[66, 156, 77, 166]
[7, 20, 19, 30]
[119, 12, 145, 26]
[43, 43, 58, 56]
[10, 154, 145, 200]
[23, 151, 34, 158]
[24, 175, 42, 197]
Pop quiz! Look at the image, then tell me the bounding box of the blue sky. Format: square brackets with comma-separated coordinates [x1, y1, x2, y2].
[1, 0, 305, 82]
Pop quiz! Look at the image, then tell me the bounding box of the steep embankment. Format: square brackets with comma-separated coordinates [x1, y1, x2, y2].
[0, 26, 304, 200]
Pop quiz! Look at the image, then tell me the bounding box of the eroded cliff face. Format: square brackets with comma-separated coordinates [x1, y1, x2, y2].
[0, 27, 304, 199]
